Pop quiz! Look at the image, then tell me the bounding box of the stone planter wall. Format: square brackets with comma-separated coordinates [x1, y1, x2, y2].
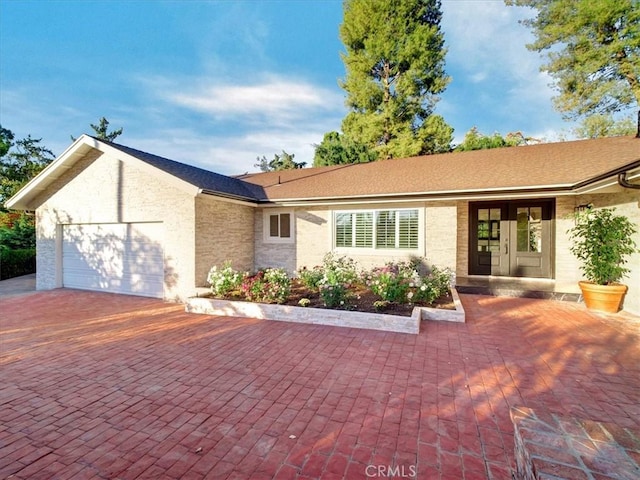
[185, 288, 465, 335]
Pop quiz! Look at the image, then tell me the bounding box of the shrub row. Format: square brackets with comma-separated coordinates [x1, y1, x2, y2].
[207, 254, 452, 309]
[0, 248, 36, 280]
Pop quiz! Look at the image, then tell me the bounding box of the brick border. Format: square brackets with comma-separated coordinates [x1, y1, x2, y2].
[185, 288, 464, 335]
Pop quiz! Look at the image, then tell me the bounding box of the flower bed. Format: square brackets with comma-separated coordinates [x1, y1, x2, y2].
[186, 255, 465, 334]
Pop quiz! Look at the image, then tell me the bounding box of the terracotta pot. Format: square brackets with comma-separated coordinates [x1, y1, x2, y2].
[578, 281, 628, 313]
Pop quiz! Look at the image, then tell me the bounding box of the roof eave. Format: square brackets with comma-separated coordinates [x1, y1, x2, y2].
[257, 184, 577, 207]
[5, 135, 97, 211]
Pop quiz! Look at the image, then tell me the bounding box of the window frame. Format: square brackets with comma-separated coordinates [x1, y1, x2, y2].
[332, 208, 422, 252]
[263, 210, 294, 244]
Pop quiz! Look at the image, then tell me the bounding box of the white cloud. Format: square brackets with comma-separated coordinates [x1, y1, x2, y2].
[147, 74, 344, 125]
[128, 73, 346, 173]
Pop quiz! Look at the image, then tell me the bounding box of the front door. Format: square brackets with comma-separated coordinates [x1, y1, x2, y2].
[469, 200, 554, 278]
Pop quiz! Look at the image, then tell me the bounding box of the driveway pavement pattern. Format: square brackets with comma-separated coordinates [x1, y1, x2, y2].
[1, 289, 638, 479]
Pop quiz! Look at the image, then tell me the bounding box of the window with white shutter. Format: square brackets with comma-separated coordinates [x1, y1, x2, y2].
[334, 209, 420, 250]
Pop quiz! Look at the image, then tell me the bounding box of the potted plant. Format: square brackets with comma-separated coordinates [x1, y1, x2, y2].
[568, 207, 638, 313]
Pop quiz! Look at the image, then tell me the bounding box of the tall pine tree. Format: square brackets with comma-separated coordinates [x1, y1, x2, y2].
[507, 0, 640, 121]
[339, 0, 453, 159]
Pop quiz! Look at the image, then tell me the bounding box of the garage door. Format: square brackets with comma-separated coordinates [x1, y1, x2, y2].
[63, 223, 164, 298]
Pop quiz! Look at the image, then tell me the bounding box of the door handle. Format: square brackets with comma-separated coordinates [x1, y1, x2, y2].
[504, 240, 509, 255]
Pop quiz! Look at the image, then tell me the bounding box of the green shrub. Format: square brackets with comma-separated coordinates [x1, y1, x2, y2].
[315, 253, 359, 308]
[320, 252, 359, 285]
[363, 260, 452, 305]
[319, 283, 352, 309]
[241, 268, 291, 304]
[207, 261, 244, 297]
[297, 265, 324, 289]
[411, 265, 452, 304]
[0, 248, 36, 280]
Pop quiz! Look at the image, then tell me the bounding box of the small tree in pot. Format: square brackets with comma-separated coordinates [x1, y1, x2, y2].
[568, 207, 638, 313]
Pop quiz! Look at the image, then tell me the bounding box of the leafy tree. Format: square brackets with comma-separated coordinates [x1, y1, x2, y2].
[0, 126, 54, 257]
[506, 0, 640, 120]
[0, 213, 35, 250]
[254, 151, 306, 172]
[0, 126, 14, 157]
[340, 0, 453, 159]
[313, 132, 378, 167]
[1, 127, 55, 211]
[72, 116, 123, 142]
[454, 127, 536, 152]
[573, 114, 636, 138]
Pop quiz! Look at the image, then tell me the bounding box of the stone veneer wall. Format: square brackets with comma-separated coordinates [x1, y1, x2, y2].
[254, 209, 297, 274]
[32, 152, 196, 301]
[194, 195, 255, 285]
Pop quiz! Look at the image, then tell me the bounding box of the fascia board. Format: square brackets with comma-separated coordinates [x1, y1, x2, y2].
[5, 135, 95, 210]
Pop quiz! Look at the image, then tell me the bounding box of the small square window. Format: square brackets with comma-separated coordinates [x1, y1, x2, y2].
[264, 211, 294, 243]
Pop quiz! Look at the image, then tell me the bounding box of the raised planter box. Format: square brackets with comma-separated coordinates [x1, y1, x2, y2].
[185, 288, 464, 335]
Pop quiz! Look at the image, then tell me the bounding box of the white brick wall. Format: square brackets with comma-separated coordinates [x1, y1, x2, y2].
[557, 189, 640, 315]
[33, 152, 196, 301]
[254, 209, 297, 273]
[256, 202, 458, 274]
[195, 195, 255, 284]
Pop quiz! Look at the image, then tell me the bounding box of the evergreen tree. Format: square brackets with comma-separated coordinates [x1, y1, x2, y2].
[313, 132, 378, 167]
[507, 0, 640, 120]
[454, 127, 536, 152]
[254, 151, 306, 172]
[573, 114, 636, 139]
[91, 117, 123, 142]
[72, 117, 123, 142]
[340, 0, 453, 159]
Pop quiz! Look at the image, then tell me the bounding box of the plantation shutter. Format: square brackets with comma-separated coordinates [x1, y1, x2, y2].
[376, 211, 396, 248]
[355, 212, 373, 247]
[398, 210, 419, 248]
[335, 213, 353, 247]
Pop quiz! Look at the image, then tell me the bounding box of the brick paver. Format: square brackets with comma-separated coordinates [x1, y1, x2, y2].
[1, 289, 638, 479]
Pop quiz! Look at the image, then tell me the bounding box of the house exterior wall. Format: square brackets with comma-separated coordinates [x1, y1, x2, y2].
[254, 209, 297, 273]
[556, 188, 640, 315]
[194, 195, 255, 285]
[255, 202, 458, 276]
[32, 152, 196, 301]
[455, 201, 470, 281]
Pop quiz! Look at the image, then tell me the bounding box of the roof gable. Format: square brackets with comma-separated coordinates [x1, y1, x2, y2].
[5, 135, 264, 210]
[103, 141, 264, 201]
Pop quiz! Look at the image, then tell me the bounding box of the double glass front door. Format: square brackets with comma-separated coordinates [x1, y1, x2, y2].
[470, 200, 554, 278]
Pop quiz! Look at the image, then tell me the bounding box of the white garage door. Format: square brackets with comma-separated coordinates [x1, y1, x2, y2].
[63, 223, 164, 298]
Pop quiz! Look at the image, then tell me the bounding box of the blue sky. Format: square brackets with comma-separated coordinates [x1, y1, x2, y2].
[1, 0, 579, 175]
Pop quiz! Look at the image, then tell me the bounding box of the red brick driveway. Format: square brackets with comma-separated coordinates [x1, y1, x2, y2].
[1, 289, 639, 479]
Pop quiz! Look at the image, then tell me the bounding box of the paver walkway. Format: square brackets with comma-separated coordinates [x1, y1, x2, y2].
[1, 290, 638, 479]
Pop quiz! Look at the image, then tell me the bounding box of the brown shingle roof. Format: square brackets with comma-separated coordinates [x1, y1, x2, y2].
[237, 136, 640, 202]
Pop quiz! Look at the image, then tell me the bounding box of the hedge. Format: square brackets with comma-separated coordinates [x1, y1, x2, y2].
[0, 248, 36, 280]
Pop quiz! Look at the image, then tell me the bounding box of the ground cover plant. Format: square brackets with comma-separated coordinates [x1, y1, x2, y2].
[206, 254, 454, 316]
